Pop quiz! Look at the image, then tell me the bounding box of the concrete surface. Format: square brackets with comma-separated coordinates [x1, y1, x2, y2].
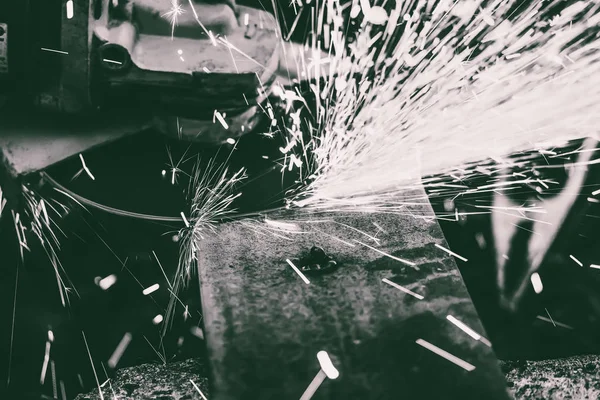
[73, 358, 209, 400]
[74, 355, 600, 399]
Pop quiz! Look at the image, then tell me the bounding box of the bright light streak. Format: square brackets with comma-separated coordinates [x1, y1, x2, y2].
[416, 339, 476, 371]
[286, 259, 310, 284]
[108, 332, 132, 369]
[382, 278, 424, 300]
[435, 243, 468, 262]
[570, 255, 583, 267]
[98, 274, 117, 290]
[66, 1, 74, 19]
[142, 283, 160, 295]
[530, 272, 543, 294]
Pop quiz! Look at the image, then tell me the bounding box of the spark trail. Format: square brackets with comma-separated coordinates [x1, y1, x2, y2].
[276, 0, 600, 211]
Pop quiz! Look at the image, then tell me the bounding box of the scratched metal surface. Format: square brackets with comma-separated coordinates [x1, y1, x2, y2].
[197, 189, 511, 400]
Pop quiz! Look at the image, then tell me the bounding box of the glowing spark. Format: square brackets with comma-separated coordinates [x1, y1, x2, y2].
[41, 48, 68, 55]
[446, 315, 491, 346]
[98, 274, 117, 290]
[226, 138, 236, 145]
[82, 331, 105, 400]
[142, 283, 160, 295]
[382, 278, 424, 300]
[48, 330, 55, 343]
[416, 339, 476, 371]
[300, 351, 339, 400]
[286, 258, 310, 284]
[570, 255, 583, 267]
[152, 315, 164, 325]
[40, 340, 51, 384]
[355, 240, 416, 266]
[434, 243, 468, 262]
[215, 111, 229, 130]
[66, 0, 74, 19]
[190, 326, 204, 340]
[536, 315, 574, 329]
[545, 308, 556, 327]
[102, 59, 121, 65]
[190, 380, 208, 400]
[531, 272, 543, 294]
[592, 189, 600, 196]
[79, 154, 95, 180]
[590, 264, 600, 270]
[108, 332, 132, 369]
[181, 211, 190, 227]
[162, 0, 186, 39]
[588, 197, 600, 203]
[244, 13, 249, 26]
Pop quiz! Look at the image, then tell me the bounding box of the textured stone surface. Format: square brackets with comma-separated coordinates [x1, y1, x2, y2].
[196, 189, 510, 400]
[74, 358, 209, 400]
[502, 355, 600, 400]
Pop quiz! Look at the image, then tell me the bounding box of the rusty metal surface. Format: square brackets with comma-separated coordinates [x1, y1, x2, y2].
[196, 189, 510, 400]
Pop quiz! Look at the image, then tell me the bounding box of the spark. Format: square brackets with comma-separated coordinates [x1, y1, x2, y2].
[446, 315, 491, 346]
[277, 0, 600, 217]
[190, 326, 204, 340]
[108, 333, 132, 369]
[355, 240, 416, 266]
[66, 0, 74, 19]
[286, 258, 310, 284]
[570, 255, 583, 267]
[82, 331, 105, 400]
[79, 154, 95, 180]
[226, 138, 236, 145]
[382, 278, 424, 300]
[215, 110, 229, 130]
[40, 340, 51, 384]
[41, 48, 68, 55]
[162, 0, 186, 40]
[102, 59, 122, 65]
[545, 308, 556, 327]
[163, 156, 247, 336]
[143, 283, 160, 295]
[531, 272, 543, 294]
[416, 339, 476, 372]
[152, 314, 164, 325]
[536, 315, 574, 329]
[98, 274, 117, 290]
[590, 264, 600, 269]
[434, 243, 468, 262]
[190, 380, 208, 400]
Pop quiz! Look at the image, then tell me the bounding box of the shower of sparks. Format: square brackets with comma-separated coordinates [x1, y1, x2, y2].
[272, 0, 600, 216]
[382, 277, 424, 300]
[286, 258, 311, 284]
[435, 243, 468, 262]
[416, 338, 476, 372]
[162, 0, 186, 40]
[163, 154, 247, 336]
